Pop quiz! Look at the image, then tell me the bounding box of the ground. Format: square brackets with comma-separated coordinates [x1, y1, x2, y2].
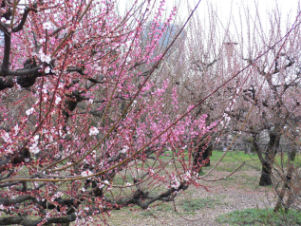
[106, 152, 278, 226]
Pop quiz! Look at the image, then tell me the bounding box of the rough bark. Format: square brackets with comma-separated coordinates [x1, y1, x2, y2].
[259, 161, 274, 186]
[274, 149, 296, 212]
[259, 131, 280, 186]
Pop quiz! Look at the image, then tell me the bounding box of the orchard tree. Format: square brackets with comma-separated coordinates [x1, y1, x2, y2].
[0, 0, 217, 225]
[223, 5, 301, 188]
[184, 2, 300, 194]
[177, 5, 248, 170]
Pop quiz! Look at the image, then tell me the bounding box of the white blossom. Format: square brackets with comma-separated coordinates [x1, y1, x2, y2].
[41, 54, 51, 64]
[98, 183, 105, 189]
[95, 66, 102, 71]
[30, 144, 40, 154]
[38, 38, 46, 44]
[58, 83, 64, 89]
[132, 100, 137, 108]
[170, 175, 180, 189]
[1, 131, 11, 143]
[81, 170, 93, 177]
[13, 124, 20, 136]
[51, 192, 63, 201]
[149, 169, 154, 176]
[89, 127, 99, 136]
[55, 96, 61, 105]
[42, 86, 49, 94]
[4, 19, 11, 25]
[183, 171, 192, 182]
[120, 145, 129, 154]
[33, 135, 39, 142]
[29, 135, 40, 154]
[38, 49, 51, 64]
[18, 0, 27, 11]
[45, 66, 51, 74]
[26, 107, 34, 116]
[43, 21, 52, 30]
[92, 150, 97, 158]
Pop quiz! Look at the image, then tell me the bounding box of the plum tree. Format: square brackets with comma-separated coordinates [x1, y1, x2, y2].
[0, 0, 215, 225]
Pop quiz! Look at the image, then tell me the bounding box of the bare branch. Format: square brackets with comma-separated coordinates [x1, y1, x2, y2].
[1, 32, 11, 73]
[12, 6, 35, 33]
[107, 182, 189, 210]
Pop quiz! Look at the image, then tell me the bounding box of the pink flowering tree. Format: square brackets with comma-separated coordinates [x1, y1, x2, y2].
[0, 0, 216, 225]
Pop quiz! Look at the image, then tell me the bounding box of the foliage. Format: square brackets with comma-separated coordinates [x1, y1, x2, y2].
[216, 208, 301, 226]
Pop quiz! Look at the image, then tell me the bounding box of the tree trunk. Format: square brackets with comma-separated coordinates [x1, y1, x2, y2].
[259, 131, 280, 186]
[274, 149, 296, 212]
[259, 161, 273, 186]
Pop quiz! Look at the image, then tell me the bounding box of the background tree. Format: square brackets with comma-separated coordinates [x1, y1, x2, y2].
[181, 2, 301, 207]
[223, 6, 301, 187]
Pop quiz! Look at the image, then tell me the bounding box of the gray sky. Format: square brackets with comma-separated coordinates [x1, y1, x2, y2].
[118, 0, 300, 31]
[178, 0, 299, 17]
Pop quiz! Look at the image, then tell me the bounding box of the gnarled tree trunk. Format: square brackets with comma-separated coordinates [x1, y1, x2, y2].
[259, 131, 280, 186]
[274, 149, 297, 212]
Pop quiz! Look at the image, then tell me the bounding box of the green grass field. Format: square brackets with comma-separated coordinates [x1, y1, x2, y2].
[216, 208, 301, 225]
[208, 150, 301, 171]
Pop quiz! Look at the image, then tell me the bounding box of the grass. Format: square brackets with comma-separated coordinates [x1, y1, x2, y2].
[155, 149, 301, 173]
[179, 197, 221, 214]
[207, 150, 301, 172]
[200, 151, 261, 177]
[216, 208, 301, 226]
[274, 151, 301, 168]
[210, 150, 258, 163]
[137, 196, 222, 218]
[140, 203, 174, 217]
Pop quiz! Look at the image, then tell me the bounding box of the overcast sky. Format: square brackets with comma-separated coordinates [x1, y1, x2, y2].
[1, 1, 300, 44]
[177, 0, 300, 18]
[118, 0, 300, 32]
[117, 0, 301, 47]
